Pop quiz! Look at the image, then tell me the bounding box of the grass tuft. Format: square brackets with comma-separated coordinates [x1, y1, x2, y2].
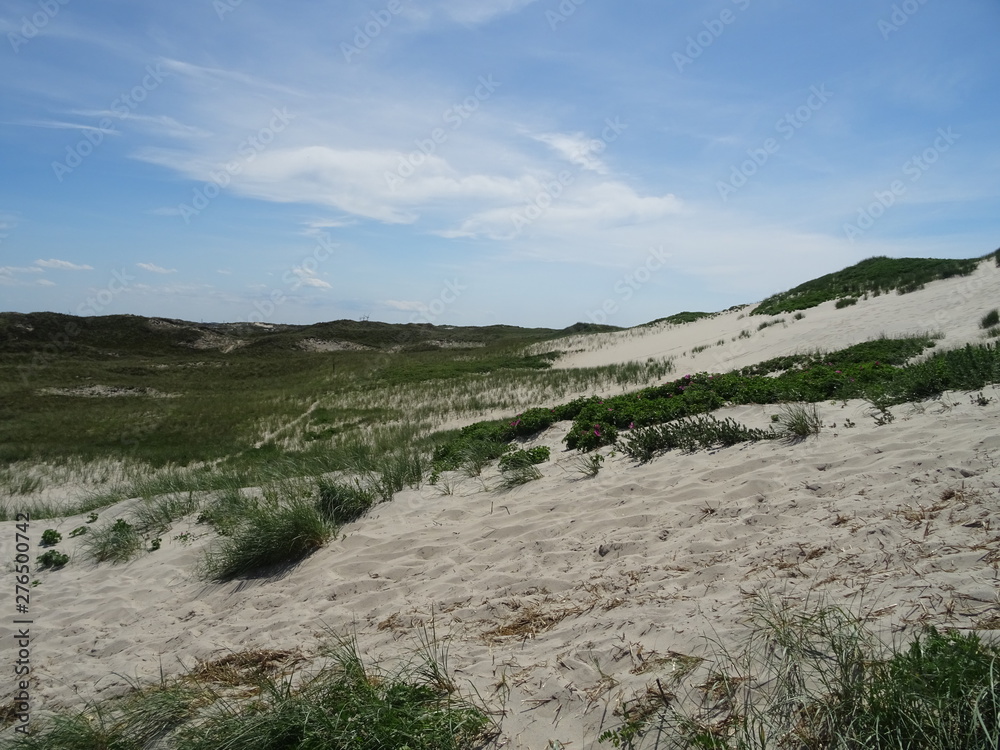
[316, 478, 376, 524]
[199, 496, 333, 581]
[777, 402, 822, 442]
[83, 518, 143, 564]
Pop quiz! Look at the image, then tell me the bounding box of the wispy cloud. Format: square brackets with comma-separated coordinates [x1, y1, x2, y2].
[137, 262, 177, 274]
[12, 119, 121, 135]
[35, 259, 94, 271]
[383, 299, 426, 312]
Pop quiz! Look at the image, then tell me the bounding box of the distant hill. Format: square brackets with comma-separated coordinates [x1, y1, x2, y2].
[0, 311, 621, 357]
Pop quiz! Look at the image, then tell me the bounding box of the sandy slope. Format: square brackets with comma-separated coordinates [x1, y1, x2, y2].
[552, 260, 1000, 379]
[2, 261, 1000, 748]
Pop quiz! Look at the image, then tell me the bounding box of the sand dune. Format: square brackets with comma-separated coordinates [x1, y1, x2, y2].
[3, 262, 1000, 747]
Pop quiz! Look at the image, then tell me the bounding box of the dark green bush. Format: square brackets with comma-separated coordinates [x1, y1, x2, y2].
[37, 549, 69, 569]
[317, 479, 376, 524]
[835, 297, 858, 308]
[40, 528, 62, 546]
[981, 308, 999, 329]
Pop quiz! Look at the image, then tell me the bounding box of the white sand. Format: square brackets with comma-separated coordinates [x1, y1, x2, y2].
[2, 260, 1000, 747]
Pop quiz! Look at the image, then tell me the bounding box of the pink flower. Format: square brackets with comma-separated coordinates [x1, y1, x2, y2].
[594, 425, 602, 437]
[628, 422, 635, 429]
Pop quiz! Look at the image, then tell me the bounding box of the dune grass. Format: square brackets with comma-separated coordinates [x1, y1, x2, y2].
[198, 494, 333, 581]
[8, 635, 494, 750]
[777, 402, 822, 442]
[599, 594, 1000, 750]
[82, 518, 144, 564]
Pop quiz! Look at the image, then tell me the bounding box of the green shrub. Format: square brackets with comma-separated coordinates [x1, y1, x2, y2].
[497, 463, 543, 489]
[835, 297, 858, 308]
[317, 479, 376, 524]
[37, 549, 69, 569]
[40, 528, 62, 546]
[200, 498, 333, 580]
[83, 518, 143, 563]
[981, 308, 1000, 329]
[68, 525, 88, 538]
[498, 446, 550, 471]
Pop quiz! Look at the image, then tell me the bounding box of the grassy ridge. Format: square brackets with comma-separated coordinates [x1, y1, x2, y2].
[751, 254, 987, 316]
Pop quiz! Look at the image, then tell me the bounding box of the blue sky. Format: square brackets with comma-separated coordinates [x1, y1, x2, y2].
[1, 0, 998, 328]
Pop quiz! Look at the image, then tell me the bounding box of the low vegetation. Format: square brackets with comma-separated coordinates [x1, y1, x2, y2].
[599, 596, 1000, 750]
[8, 637, 494, 750]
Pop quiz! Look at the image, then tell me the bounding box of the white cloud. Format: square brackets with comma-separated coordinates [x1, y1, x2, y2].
[0, 266, 42, 274]
[35, 259, 94, 270]
[286, 265, 332, 291]
[442, 180, 684, 240]
[533, 132, 610, 174]
[37, 279, 57, 286]
[137, 262, 177, 274]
